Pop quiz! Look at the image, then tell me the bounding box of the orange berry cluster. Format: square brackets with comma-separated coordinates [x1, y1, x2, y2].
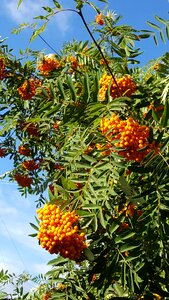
[38, 54, 61, 76]
[99, 74, 137, 101]
[96, 13, 105, 25]
[69, 56, 78, 69]
[43, 293, 51, 300]
[22, 159, 39, 171]
[144, 102, 164, 119]
[18, 145, 31, 156]
[99, 114, 160, 162]
[37, 204, 87, 261]
[0, 58, 6, 80]
[53, 121, 60, 130]
[0, 148, 7, 157]
[18, 78, 42, 100]
[20, 122, 39, 136]
[14, 173, 33, 187]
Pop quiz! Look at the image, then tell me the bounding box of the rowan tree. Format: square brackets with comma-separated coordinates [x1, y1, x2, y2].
[0, 0, 169, 299]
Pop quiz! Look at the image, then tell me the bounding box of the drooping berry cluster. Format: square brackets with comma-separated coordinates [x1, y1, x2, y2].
[37, 204, 87, 261]
[0, 58, 6, 80]
[18, 145, 31, 156]
[18, 78, 42, 100]
[14, 173, 33, 187]
[0, 148, 7, 157]
[22, 159, 39, 171]
[37, 54, 61, 76]
[99, 74, 137, 101]
[19, 122, 39, 136]
[98, 114, 160, 162]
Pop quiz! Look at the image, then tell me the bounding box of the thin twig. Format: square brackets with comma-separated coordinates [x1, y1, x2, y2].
[38, 34, 59, 55]
[78, 9, 121, 96]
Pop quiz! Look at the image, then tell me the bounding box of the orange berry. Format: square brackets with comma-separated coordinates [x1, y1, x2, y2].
[96, 13, 104, 26]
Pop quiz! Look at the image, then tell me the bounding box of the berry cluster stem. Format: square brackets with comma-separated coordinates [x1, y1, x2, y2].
[78, 9, 121, 96]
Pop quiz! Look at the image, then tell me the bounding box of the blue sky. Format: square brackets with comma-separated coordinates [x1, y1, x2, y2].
[0, 0, 168, 280]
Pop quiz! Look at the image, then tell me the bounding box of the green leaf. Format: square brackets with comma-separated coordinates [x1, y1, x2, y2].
[109, 222, 120, 235]
[83, 204, 101, 209]
[160, 136, 169, 152]
[153, 34, 158, 45]
[67, 75, 77, 101]
[115, 232, 136, 244]
[161, 100, 169, 127]
[76, 0, 84, 10]
[47, 256, 69, 266]
[152, 109, 159, 122]
[82, 153, 97, 163]
[28, 233, 37, 237]
[86, 1, 101, 13]
[30, 23, 47, 42]
[51, 294, 67, 298]
[160, 204, 169, 211]
[119, 244, 140, 252]
[147, 21, 161, 31]
[154, 15, 167, 25]
[121, 263, 127, 288]
[98, 208, 106, 228]
[69, 296, 78, 300]
[76, 210, 95, 217]
[160, 30, 166, 43]
[129, 268, 134, 292]
[135, 261, 145, 272]
[57, 79, 66, 100]
[53, 0, 62, 8]
[134, 272, 143, 288]
[44, 104, 61, 117]
[83, 73, 90, 103]
[119, 175, 132, 197]
[113, 282, 124, 297]
[42, 6, 53, 13]
[29, 222, 39, 231]
[17, 0, 23, 8]
[83, 248, 95, 261]
[166, 26, 169, 40]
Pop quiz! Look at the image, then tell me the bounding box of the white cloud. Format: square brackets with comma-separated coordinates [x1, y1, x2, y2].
[3, 0, 50, 24]
[0, 256, 26, 274]
[2, 0, 73, 36]
[0, 201, 18, 215]
[32, 262, 51, 274]
[52, 10, 72, 35]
